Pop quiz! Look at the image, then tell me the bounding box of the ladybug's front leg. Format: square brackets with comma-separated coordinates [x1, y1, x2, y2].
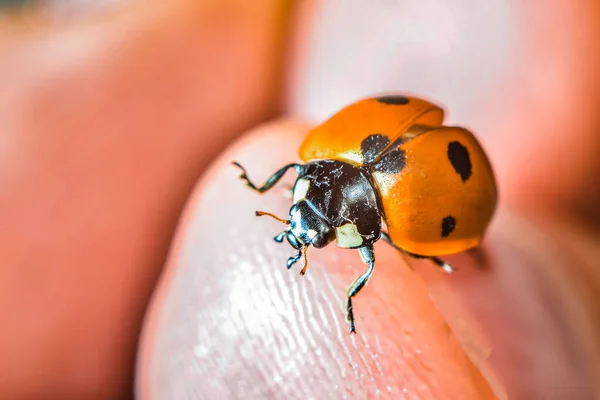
[232, 162, 302, 194]
[346, 245, 375, 334]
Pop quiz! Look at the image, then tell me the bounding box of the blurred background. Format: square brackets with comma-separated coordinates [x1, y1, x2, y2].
[0, 0, 599, 399]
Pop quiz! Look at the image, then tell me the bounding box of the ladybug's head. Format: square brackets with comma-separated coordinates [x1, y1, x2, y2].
[256, 199, 335, 252]
[284, 200, 335, 249]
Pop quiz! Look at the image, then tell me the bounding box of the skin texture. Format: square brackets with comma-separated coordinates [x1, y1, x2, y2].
[138, 122, 497, 399]
[0, 1, 290, 398]
[140, 0, 600, 399]
[139, 119, 600, 399]
[0, 0, 599, 399]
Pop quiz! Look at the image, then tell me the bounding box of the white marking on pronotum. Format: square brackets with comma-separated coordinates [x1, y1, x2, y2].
[306, 229, 318, 239]
[335, 223, 364, 248]
[293, 179, 310, 203]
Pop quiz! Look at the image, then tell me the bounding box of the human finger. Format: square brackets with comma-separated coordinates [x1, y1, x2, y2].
[138, 119, 496, 399]
[0, 1, 289, 398]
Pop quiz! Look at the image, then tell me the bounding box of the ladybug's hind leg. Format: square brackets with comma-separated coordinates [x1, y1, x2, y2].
[380, 231, 455, 274]
[424, 255, 455, 274]
[232, 162, 302, 193]
[346, 245, 375, 334]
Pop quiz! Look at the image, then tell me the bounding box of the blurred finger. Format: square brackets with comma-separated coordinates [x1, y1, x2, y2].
[0, 1, 290, 398]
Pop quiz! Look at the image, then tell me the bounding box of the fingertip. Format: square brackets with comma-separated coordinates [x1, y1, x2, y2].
[139, 118, 496, 399]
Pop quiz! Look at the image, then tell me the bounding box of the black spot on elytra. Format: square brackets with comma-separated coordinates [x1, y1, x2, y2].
[360, 134, 390, 164]
[447, 141, 472, 182]
[373, 149, 406, 175]
[441, 216, 456, 238]
[375, 95, 410, 105]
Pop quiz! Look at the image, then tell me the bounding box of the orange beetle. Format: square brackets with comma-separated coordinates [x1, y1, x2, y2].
[234, 95, 497, 333]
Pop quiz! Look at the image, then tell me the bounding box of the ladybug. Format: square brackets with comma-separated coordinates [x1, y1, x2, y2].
[233, 95, 497, 333]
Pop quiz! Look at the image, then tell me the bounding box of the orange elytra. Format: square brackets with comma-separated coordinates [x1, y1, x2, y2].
[234, 94, 497, 332]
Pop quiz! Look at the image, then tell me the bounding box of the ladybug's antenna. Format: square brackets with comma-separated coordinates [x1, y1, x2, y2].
[299, 246, 309, 276]
[255, 211, 290, 224]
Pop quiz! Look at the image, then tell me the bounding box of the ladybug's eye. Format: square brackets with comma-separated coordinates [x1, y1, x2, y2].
[287, 200, 334, 249]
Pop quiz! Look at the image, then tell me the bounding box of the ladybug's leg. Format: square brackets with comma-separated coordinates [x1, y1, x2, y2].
[286, 249, 302, 269]
[380, 231, 455, 274]
[346, 245, 375, 334]
[285, 246, 309, 275]
[299, 246, 309, 275]
[273, 231, 286, 242]
[232, 162, 302, 193]
[426, 256, 455, 274]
